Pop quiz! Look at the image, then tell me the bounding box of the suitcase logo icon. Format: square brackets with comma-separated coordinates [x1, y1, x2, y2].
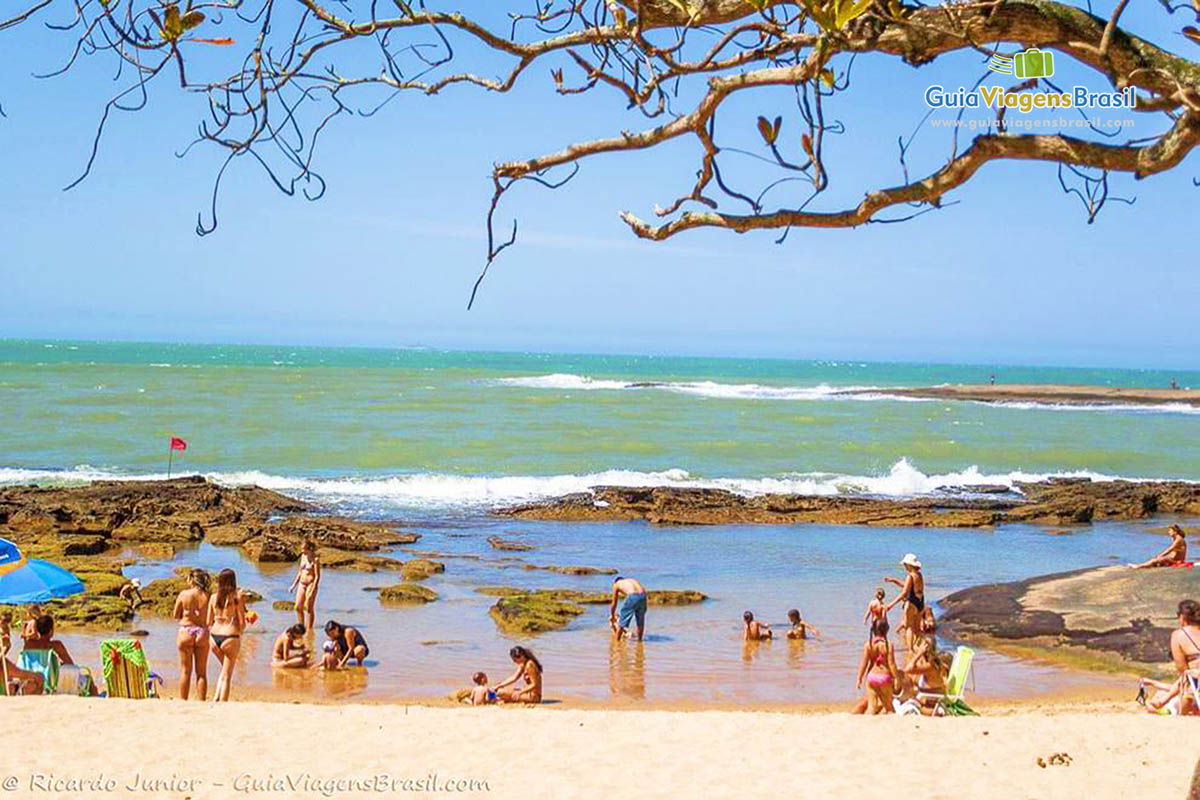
[988, 48, 1055, 79]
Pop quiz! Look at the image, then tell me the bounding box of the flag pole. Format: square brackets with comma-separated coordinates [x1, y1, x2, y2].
[167, 437, 174, 480]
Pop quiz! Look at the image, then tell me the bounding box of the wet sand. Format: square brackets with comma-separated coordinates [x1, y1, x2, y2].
[0, 696, 1192, 799]
[840, 384, 1200, 407]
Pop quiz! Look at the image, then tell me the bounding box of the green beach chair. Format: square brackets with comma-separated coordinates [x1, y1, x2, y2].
[918, 645, 979, 716]
[100, 639, 161, 699]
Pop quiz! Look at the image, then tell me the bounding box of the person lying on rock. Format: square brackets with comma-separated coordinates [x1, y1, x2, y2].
[742, 611, 772, 641]
[1129, 525, 1188, 569]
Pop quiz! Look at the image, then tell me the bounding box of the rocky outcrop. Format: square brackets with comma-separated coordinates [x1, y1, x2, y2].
[0, 477, 420, 564]
[939, 565, 1197, 669]
[377, 583, 439, 604]
[0, 478, 415, 630]
[480, 586, 707, 634]
[838, 384, 1200, 408]
[499, 479, 1200, 528]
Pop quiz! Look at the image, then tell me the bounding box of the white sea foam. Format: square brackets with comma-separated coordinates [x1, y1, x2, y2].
[495, 374, 908, 402]
[496, 373, 1200, 414]
[0, 459, 1177, 512]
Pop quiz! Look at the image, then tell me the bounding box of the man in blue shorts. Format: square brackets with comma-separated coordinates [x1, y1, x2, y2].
[609, 576, 648, 641]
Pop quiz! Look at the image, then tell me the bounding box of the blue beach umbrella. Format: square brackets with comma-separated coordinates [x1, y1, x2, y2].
[0, 538, 86, 604]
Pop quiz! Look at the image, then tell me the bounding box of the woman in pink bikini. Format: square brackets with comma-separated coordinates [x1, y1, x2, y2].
[172, 568, 211, 700]
[854, 617, 899, 714]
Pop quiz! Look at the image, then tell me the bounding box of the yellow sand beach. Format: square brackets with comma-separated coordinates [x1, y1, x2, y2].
[0, 697, 1194, 799]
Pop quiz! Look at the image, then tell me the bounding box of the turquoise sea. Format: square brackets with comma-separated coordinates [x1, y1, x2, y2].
[2, 339, 1198, 703]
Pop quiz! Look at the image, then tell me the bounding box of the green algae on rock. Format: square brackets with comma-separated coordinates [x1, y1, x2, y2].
[400, 559, 446, 581]
[378, 583, 439, 604]
[487, 535, 534, 552]
[488, 593, 584, 635]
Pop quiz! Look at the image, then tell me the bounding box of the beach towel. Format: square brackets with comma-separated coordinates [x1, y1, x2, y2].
[100, 639, 158, 699]
[17, 649, 60, 694]
[1170, 561, 1196, 569]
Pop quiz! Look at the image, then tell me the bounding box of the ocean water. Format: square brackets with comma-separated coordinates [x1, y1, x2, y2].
[4, 339, 1199, 703]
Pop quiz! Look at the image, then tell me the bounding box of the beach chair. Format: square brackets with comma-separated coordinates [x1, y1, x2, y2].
[17, 649, 61, 694]
[17, 649, 96, 696]
[917, 645, 978, 716]
[100, 639, 161, 699]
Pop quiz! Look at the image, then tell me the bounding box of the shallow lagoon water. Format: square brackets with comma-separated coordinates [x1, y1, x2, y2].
[57, 516, 1176, 704]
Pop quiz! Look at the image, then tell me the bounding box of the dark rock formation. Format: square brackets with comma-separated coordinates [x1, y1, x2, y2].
[939, 565, 1195, 667]
[499, 480, 1200, 528]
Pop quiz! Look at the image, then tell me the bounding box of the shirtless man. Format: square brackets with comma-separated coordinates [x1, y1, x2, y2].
[22, 614, 75, 665]
[1130, 525, 1188, 569]
[609, 576, 648, 641]
[743, 611, 772, 641]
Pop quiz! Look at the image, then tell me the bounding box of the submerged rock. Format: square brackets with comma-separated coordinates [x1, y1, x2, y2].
[273, 600, 296, 611]
[378, 583, 439, 604]
[401, 559, 446, 581]
[487, 535, 534, 551]
[521, 564, 618, 576]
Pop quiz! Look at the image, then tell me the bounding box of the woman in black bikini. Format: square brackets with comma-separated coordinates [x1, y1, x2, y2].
[322, 620, 369, 669]
[885, 553, 925, 653]
[207, 568, 247, 702]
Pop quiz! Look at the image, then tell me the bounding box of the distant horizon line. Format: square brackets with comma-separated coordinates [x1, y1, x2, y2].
[0, 335, 1195, 376]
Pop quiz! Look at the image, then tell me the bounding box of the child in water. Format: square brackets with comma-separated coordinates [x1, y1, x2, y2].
[742, 611, 772, 641]
[863, 588, 887, 630]
[469, 671, 497, 706]
[786, 609, 821, 640]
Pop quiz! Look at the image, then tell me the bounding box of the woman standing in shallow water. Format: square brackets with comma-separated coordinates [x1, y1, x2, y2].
[173, 569, 211, 700]
[494, 646, 543, 704]
[207, 568, 247, 702]
[885, 553, 925, 652]
[289, 539, 321, 632]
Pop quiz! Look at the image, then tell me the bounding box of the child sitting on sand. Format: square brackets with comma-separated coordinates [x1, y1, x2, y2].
[786, 609, 820, 640]
[470, 671, 497, 705]
[743, 611, 772, 641]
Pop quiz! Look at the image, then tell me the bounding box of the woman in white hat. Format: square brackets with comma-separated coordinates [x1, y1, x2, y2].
[885, 554, 925, 652]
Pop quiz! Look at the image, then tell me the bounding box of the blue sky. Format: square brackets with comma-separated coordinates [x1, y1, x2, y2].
[1, 3, 1197, 368]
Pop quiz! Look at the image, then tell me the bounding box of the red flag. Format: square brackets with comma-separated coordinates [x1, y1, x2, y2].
[169, 437, 188, 451]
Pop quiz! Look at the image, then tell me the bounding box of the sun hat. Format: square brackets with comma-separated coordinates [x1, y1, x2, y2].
[900, 553, 922, 569]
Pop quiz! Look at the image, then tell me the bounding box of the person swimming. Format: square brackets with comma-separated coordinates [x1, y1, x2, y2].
[494, 646, 543, 704]
[272, 624, 311, 669]
[322, 620, 369, 669]
[786, 609, 820, 640]
[289, 539, 321, 632]
[173, 568, 211, 700]
[207, 567, 247, 702]
[742, 611, 772, 641]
